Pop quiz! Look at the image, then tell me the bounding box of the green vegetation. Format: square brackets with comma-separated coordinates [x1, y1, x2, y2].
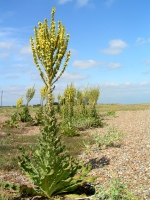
[2, 112, 19, 128]
[106, 109, 116, 117]
[94, 126, 124, 149]
[1, 103, 150, 117]
[17, 7, 94, 198]
[0, 103, 148, 198]
[92, 177, 139, 200]
[0, 5, 149, 200]
[96, 103, 150, 113]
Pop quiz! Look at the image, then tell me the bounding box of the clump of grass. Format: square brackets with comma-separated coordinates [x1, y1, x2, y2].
[92, 177, 139, 200]
[106, 109, 116, 117]
[94, 126, 124, 149]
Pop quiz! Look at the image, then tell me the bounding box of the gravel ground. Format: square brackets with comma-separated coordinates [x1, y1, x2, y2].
[0, 109, 150, 199]
[79, 109, 150, 199]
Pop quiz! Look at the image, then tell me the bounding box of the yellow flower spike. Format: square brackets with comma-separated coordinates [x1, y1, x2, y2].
[30, 7, 70, 108]
[16, 97, 23, 109]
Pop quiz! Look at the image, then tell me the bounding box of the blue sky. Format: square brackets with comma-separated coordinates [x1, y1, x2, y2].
[0, 0, 150, 106]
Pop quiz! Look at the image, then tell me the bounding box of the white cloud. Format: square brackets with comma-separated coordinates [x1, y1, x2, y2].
[1, 81, 150, 106]
[124, 82, 131, 86]
[20, 45, 31, 54]
[135, 37, 146, 45]
[139, 82, 148, 85]
[0, 52, 9, 58]
[99, 82, 150, 104]
[107, 62, 122, 69]
[29, 70, 89, 82]
[103, 82, 119, 86]
[0, 41, 14, 49]
[100, 39, 128, 55]
[135, 37, 150, 45]
[100, 82, 149, 88]
[77, 0, 89, 7]
[59, 71, 89, 81]
[57, 0, 89, 6]
[73, 60, 100, 69]
[57, 0, 72, 4]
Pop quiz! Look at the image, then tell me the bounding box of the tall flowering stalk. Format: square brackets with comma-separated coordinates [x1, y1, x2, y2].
[89, 86, 100, 117]
[26, 85, 35, 106]
[18, 7, 93, 198]
[40, 86, 47, 106]
[64, 82, 76, 121]
[30, 7, 71, 110]
[16, 97, 23, 109]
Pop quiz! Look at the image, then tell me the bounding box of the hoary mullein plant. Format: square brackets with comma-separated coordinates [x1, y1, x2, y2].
[56, 93, 61, 113]
[89, 86, 100, 118]
[33, 86, 47, 126]
[74, 84, 102, 129]
[2, 96, 23, 128]
[40, 86, 47, 106]
[16, 97, 24, 109]
[60, 83, 80, 136]
[64, 82, 76, 121]
[26, 85, 35, 106]
[40, 85, 55, 106]
[34, 86, 55, 126]
[73, 84, 100, 118]
[18, 86, 35, 122]
[18, 7, 93, 198]
[30, 7, 71, 108]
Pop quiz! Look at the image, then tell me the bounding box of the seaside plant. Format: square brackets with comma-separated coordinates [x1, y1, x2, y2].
[94, 126, 124, 149]
[18, 86, 35, 122]
[18, 7, 93, 198]
[59, 83, 79, 136]
[16, 97, 24, 109]
[33, 86, 47, 125]
[2, 97, 24, 128]
[64, 82, 76, 121]
[92, 177, 139, 200]
[26, 85, 35, 106]
[40, 85, 47, 106]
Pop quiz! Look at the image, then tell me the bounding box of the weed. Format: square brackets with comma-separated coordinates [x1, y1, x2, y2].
[94, 126, 123, 149]
[60, 119, 80, 137]
[18, 106, 33, 122]
[2, 112, 19, 128]
[0, 181, 20, 200]
[106, 109, 116, 117]
[0, 180, 19, 191]
[82, 141, 91, 154]
[92, 177, 139, 200]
